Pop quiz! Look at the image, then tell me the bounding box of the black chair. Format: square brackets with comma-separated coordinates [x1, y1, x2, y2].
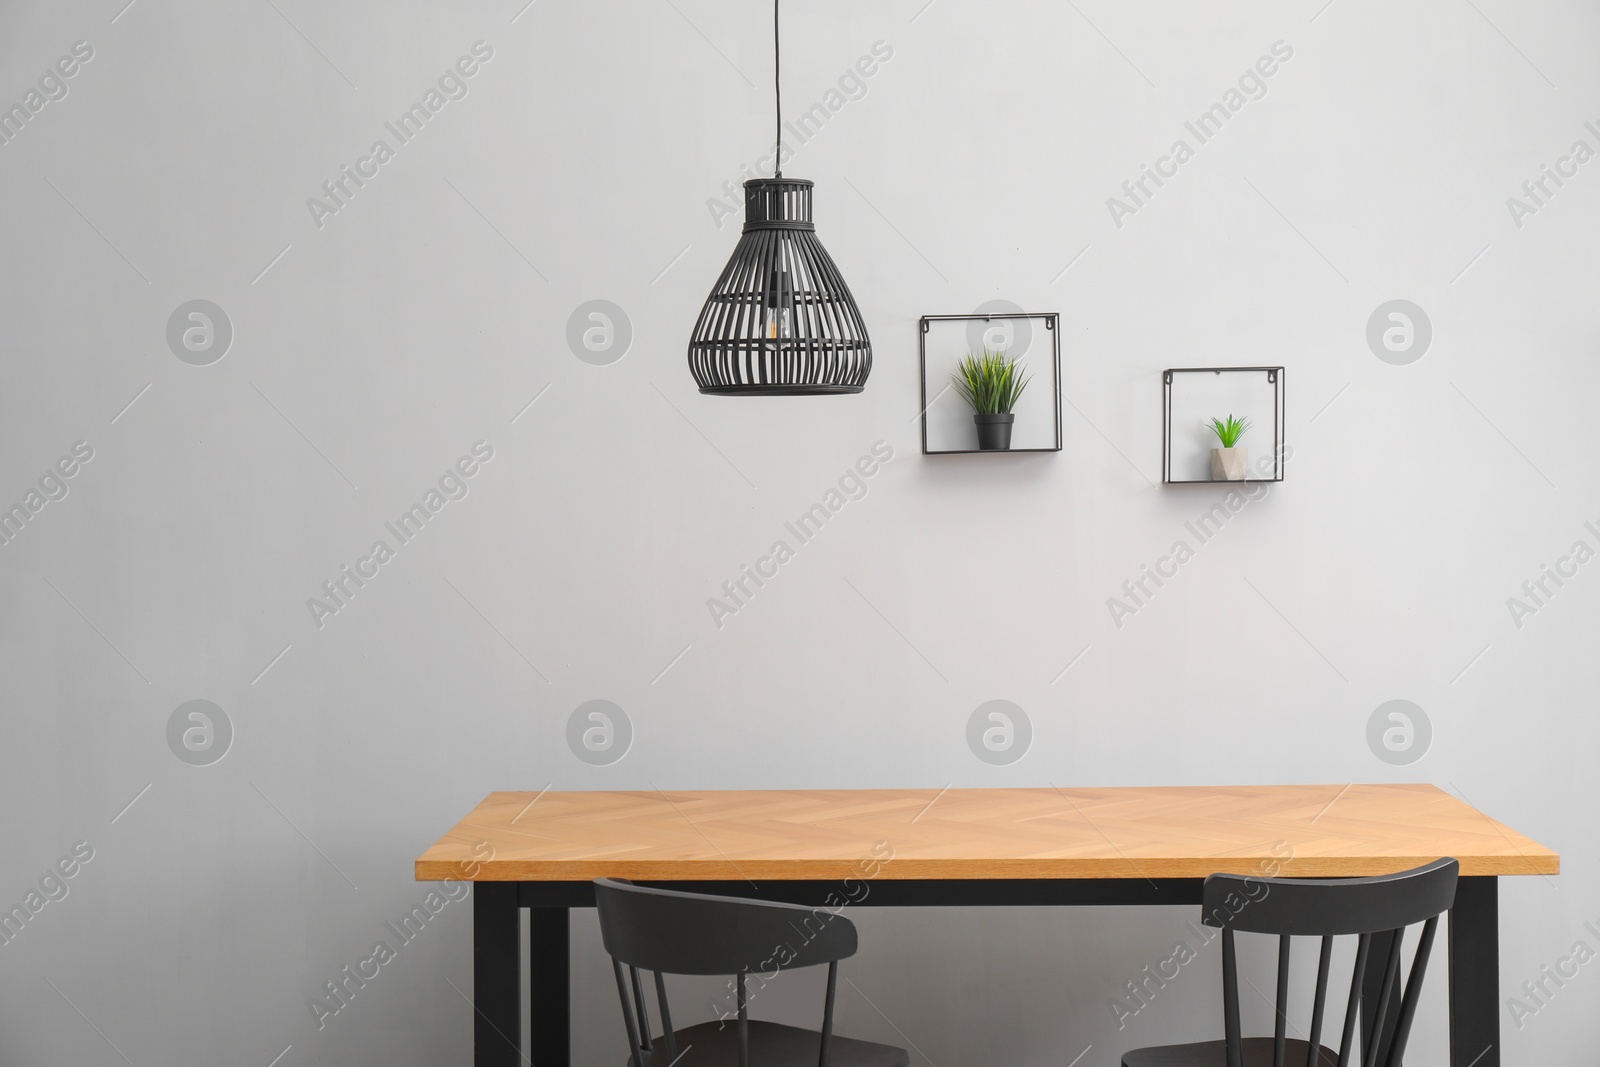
[594, 878, 910, 1067]
[1122, 858, 1459, 1067]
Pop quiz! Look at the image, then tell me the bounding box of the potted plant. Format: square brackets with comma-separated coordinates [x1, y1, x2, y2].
[1207, 414, 1251, 480]
[953, 348, 1031, 450]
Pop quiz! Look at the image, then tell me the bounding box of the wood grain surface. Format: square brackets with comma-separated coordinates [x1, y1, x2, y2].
[414, 784, 1558, 882]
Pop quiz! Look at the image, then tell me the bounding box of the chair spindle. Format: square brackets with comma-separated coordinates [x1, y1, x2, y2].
[654, 970, 677, 1063]
[1336, 934, 1372, 1067]
[631, 966, 654, 1051]
[1305, 936, 1334, 1067]
[819, 959, 839, 1067]
[1223, 929, 1243, 1067]
[613, 959, 645, 1063]
[1362, 931, 1405, 1067]
[1274, 934, 1291, 1067]
[737, 971, 750, 1067]
[1385, 916, 1439, 1067]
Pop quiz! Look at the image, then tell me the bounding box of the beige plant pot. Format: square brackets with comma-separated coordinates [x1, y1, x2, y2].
[1211, 447, 1248, 481]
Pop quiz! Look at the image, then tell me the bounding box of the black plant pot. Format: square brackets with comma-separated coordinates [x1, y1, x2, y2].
[974, 412, 1015, 450]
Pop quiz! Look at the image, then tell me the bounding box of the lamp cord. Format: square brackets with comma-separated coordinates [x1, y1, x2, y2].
[773, 0, 782, 178]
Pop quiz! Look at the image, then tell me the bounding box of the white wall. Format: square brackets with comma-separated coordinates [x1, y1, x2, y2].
[0, 0, 1594, 1063]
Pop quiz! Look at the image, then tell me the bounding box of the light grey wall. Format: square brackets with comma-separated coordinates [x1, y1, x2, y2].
[0, 0, 1593, 1063]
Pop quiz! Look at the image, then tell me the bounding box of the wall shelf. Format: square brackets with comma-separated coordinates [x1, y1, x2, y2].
[918, 312, 1063, 455]
[1162, 366, 1284, 484]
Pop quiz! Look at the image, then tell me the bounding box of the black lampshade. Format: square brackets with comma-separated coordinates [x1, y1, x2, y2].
[687, 178, 872, 395]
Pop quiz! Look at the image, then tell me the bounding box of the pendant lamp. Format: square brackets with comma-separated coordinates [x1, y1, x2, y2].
[687, 0, 872, 395]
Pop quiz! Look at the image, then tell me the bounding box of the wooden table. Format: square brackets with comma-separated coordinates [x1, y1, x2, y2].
[415, 784, 1557, 1067]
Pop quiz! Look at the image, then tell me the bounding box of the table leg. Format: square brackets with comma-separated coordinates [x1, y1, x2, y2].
[1450, 876, 1499, 1067]
[530, 907, 571, 1067]
[475, 883, 522, 1067]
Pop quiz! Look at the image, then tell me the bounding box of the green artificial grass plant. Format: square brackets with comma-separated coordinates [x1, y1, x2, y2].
[1207, 414, 1251, 448]
[952, 348, 1031, 415]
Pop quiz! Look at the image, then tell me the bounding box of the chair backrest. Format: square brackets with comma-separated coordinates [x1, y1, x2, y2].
[594, 879, 859, 1067]
[1201, 858, 1459, 1067]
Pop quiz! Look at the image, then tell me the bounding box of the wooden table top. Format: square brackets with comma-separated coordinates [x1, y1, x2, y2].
[414, 784, 1559, 882]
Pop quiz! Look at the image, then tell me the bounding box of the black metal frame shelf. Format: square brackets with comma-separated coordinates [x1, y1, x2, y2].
[918, 312, 1063, 455]
[1162, 365, 1285, 485]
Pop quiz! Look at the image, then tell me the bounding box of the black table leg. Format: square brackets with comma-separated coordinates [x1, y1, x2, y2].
[530, 906, 571, 1067]
[1450, 876, 1499, 1067]
[475, 882, 522, 1067]
[1363, 929, 1404, 1063]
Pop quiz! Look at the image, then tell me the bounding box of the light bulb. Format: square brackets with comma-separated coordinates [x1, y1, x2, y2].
[765, 303, 791, 340]
[763, 268, 793, 343]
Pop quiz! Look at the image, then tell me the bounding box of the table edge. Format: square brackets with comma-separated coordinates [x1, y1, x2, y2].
[415, 854, 1559, 881]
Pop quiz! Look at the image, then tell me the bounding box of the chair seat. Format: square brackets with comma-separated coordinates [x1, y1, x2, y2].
[1123, 1037, 1338, 1067]
[633, 1020, 910, 1067]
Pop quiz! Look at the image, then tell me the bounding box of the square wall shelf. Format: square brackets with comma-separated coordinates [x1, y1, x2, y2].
[918, 312, 1063, 455]
[1162, 366, 1285, 484]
